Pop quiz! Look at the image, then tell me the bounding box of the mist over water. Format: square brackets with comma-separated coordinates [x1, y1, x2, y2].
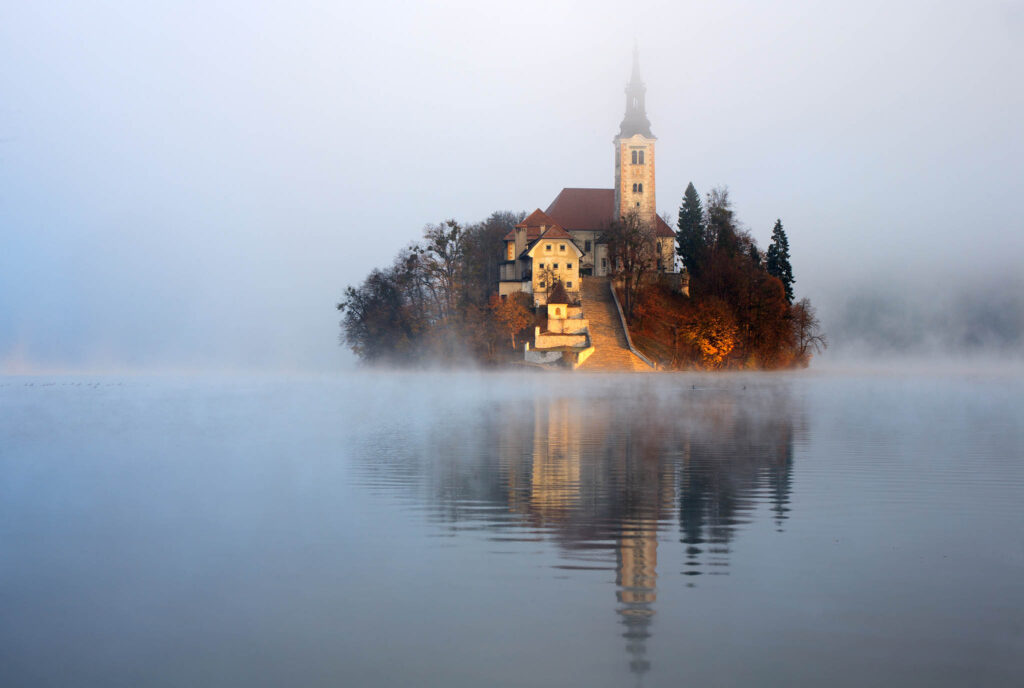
[2, 370, 1021, 686]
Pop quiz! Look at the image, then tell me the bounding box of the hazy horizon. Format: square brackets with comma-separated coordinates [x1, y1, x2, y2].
[3, 1, 1022, 373]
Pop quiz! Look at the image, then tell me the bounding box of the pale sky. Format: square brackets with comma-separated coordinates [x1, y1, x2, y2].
[2, 1, 1022, 371]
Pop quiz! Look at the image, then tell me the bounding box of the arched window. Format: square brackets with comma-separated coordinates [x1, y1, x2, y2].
[631, 150, 638, 164]
[638, 150, 645, 165]
[632, 183, 637, 192]
[637, 183, 643, 193]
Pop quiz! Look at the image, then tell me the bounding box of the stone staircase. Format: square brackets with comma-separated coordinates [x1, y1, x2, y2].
[578, 277, 652, 372]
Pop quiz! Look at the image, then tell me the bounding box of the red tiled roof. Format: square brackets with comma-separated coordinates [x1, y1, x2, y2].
[655, 215, 675, 238]
[503, 227, 542, 242]
[545, 188, 615, 232]
[516, 208, 561, 229]
[537, 224, 574, 241]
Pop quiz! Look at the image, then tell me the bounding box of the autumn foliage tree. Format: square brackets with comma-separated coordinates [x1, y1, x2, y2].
[490, 292, 533, 350]
[629, 185, 825, 369]
[338, 211, 527, 365]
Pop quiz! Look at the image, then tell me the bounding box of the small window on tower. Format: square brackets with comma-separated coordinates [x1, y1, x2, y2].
[638, 150, 645, 165]
[637, 183, 643, 193]
[632, 183, 637, 193]
[631, 150, 638, 164]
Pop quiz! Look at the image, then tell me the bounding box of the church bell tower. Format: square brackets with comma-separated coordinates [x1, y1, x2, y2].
[614, 45, 657, 228]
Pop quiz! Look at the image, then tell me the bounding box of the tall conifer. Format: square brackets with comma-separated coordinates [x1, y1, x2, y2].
[676, 182, 704, 275]
[765, 219, 794, 303]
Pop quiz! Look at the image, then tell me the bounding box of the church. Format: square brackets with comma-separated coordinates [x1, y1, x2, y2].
[498, 48, 678, 306]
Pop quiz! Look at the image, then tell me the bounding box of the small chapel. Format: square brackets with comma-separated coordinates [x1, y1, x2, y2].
[499, 47, 678, 306]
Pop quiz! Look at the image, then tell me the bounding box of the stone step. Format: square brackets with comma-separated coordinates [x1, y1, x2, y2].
[577, 277, 651, 372]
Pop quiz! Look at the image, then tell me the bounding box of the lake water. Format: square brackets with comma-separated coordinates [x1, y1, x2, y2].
[1, 370, 1022, 687]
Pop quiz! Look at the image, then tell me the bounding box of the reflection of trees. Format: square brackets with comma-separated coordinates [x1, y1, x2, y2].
[678, 392, 797, 576]
[351, 382, 800, 679]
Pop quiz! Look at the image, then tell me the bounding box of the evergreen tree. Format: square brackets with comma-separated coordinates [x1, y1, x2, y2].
[765, 219, 794, 303]
[675, 182, 704, 276]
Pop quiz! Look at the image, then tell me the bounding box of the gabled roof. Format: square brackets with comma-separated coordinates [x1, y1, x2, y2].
[526, 225, 584, 258]
[516, 208, 560, 229]
[503, 208, 564, 241]
[545, 188, 615, 232]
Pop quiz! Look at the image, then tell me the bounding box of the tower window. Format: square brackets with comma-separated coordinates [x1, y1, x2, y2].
[638, 150, 645, 165]
[637, 183, 643, 193]
[584, 240, 591, 252]
[631, 150, 638, 164]
[632, 183, 637, 192]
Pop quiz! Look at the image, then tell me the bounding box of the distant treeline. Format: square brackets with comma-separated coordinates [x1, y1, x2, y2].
[336, 211, 533, 364]
[631, 183, 826, 369]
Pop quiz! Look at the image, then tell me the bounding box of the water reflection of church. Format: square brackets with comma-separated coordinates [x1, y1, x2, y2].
[491, 388, 798, 679]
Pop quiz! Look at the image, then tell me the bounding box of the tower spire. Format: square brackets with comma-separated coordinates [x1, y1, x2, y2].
[619, 45, 653, 138]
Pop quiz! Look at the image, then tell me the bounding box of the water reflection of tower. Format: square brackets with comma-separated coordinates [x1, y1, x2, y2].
[617, 518, 658, 677]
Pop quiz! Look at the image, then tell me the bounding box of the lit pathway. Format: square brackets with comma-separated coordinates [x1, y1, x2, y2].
[578, 277, 652, 372]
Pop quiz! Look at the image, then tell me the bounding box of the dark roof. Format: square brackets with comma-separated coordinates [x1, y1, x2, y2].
[545, 187, 674, 238]
[545, 188, 615, 232]
[654, 215, 675, 238]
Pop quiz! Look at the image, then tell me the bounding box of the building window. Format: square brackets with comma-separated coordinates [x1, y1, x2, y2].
[636, 202, 640, 207]
[538, 281, 545, 289]
[584, 240, 591, 252]
[637, 183, 643, 193]
[566, 262, 572, 269]
[553, 263, 559, 269]
[639, 150, 645, 164]
[601, 258, 607, 268]
[632, 183, 637, 192]
[507, 243, 515, 260]
[538, 262, 544, 268]
[631, 150, 638, 164]
[567, 281, 573, 289]
[559, 244, 566, 252]
[545, 244, 552, 252]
